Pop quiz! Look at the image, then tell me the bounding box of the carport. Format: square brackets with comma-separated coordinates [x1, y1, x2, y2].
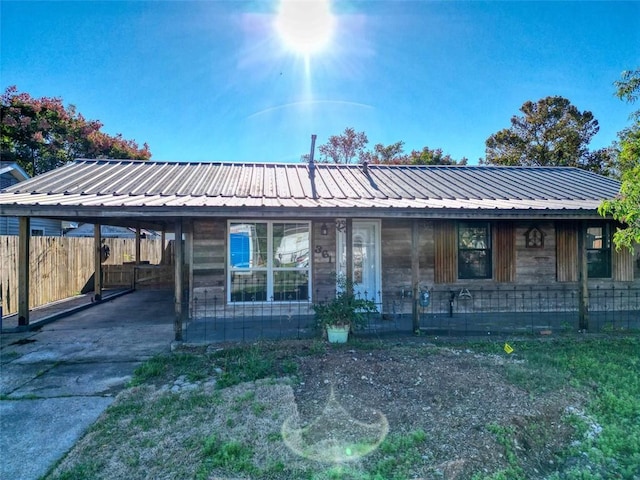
[0, 161, 188, 340]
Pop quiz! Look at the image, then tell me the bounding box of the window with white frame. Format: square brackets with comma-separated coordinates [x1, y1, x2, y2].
[228, 221, 310, 302]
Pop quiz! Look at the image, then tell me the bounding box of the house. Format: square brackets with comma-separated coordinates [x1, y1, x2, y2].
[0, 159, 637, 338]
[0, 162, 62, 236]
[64, 223, 160, 239]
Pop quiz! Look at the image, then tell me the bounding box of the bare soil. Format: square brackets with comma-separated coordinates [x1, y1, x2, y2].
[280, 340, 582, 479]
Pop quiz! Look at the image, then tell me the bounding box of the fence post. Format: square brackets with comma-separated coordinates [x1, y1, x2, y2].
[93, 224, 103, 302]
[411, 219, 420, 332]
[174, 219, 184, 341]
[577, 221, 589, 331]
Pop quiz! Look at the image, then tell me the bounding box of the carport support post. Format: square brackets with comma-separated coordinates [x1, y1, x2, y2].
[18, 216, 30, 326]
[94, 224, 102, 302]
[578, 221, 589, 331]
[161, 230, 166, 264]
[411, 219, 420, 332]
[346, 218, 353, 296]
[174, 219, 184, 341]
[135, 227, 141, 265]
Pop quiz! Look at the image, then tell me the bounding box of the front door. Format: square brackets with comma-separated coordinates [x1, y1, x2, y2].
[337, 220, 381, 303]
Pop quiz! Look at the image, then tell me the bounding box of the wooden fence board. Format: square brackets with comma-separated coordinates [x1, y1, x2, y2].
[1, 236, 164, 315]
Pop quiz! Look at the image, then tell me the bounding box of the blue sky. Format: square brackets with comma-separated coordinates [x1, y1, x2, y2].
[2, 1, 639, 164]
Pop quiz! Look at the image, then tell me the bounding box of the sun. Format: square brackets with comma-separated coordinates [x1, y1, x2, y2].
[275, 0, 335, 55]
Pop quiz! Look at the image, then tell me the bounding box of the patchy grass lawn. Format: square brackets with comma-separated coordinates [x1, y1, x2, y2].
[44, 336, 640, 480]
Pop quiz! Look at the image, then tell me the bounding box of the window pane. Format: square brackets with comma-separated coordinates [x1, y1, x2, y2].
[459, 250, 490, 279]
[230, 271, 268, 302]
[586, 227, 605, 249]
[459, 225, 489, 249]
[229, 223, 267, 268]
[587, 251, 610, 278]
[273, 270, 309, 301]
[273, 223, 309, 268]
[586, 224, 611, 278]
[458, 222, 491, 279]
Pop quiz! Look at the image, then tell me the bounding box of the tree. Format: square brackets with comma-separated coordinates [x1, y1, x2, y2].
[599, 69, 640, 251]
[305, 128, 467, 165]
[484, 96, 601, 172]
[317, 127, 368, 164]
[406, 146, 467, 166]
[360, 141, 408, 164]
[1, 86, 151, 176]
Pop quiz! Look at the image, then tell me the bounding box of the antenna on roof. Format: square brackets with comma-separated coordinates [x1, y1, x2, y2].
[309, 134, 317, 166]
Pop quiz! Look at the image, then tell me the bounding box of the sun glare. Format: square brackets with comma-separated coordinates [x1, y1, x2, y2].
[276, 0, 335, 55]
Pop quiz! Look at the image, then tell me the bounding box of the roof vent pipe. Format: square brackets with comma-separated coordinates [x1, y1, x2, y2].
[309, 134, 317, 165]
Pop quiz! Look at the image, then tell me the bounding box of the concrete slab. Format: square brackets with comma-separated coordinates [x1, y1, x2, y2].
[0, 289, 174, 480]
[0, 396, 114, 480]
[9, 361, 141, 398]
[0, 363, 49, 396]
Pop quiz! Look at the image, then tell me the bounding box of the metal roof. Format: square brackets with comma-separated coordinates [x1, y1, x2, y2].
[0, 159, 621, 223]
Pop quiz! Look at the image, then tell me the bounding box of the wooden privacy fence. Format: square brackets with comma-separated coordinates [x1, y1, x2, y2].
[1, 236, 165, 316]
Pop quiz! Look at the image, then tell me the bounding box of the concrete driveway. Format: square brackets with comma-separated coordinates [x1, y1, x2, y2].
[0, 290, 175, 480]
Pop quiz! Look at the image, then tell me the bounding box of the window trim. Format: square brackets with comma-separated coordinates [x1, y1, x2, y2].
[457, 221, 492, 280]
[227, 220, 311, 304]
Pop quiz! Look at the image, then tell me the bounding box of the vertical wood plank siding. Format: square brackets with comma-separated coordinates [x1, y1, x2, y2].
[434, 220, 456, 284]
[494, 222, 515, 283]
[556, 222, 578, 282]
[613, 246, 635, 281]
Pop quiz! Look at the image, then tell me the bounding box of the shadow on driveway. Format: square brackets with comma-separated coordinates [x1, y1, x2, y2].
[0, 290, 174, 480]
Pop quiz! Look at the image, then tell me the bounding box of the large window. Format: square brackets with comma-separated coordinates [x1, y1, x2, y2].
[586, 224, 611, 278]
[458, 222, 492, 279]
[228, 221, 310, 302]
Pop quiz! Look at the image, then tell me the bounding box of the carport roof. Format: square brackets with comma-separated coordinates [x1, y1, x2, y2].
[0, 159, 621, 226]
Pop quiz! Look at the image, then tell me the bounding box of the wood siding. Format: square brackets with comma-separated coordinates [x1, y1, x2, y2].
[515, 222, 556, 284]
[613, 246, 635, 281]
[434, 220, 456, 284]
[312, 220, 336, 302]
[493, 222, 515, 283]
[191, 219, 226, 306]
[380, 219, 432, 314]
[556, 221, 578, 282]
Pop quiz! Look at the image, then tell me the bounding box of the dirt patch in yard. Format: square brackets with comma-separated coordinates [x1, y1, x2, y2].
[287, 341, 581, 479]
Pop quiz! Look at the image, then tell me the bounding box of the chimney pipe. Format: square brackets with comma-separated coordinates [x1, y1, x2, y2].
[309, 134, 317, 165]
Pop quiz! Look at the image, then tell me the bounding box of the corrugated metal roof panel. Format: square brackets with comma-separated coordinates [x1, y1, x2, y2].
[0, 160, 620, 216]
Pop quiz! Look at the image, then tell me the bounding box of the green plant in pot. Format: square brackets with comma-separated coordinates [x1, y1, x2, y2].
[313, 277, 377, 343]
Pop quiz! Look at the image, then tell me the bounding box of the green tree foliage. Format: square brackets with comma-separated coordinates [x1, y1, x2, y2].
[405, 146, 467, 165]
[484, 96, 603, 172]
[599, 69, 640, 251]
[360, 140, 407, 164]
[614, 68, 640, 105]
[1, 86, 151, 175]
[316, 127, 369, 164]
[305, 127, 466, 165]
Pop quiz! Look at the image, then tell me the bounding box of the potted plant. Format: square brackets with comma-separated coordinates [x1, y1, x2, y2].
[313, 277, 377, 343]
